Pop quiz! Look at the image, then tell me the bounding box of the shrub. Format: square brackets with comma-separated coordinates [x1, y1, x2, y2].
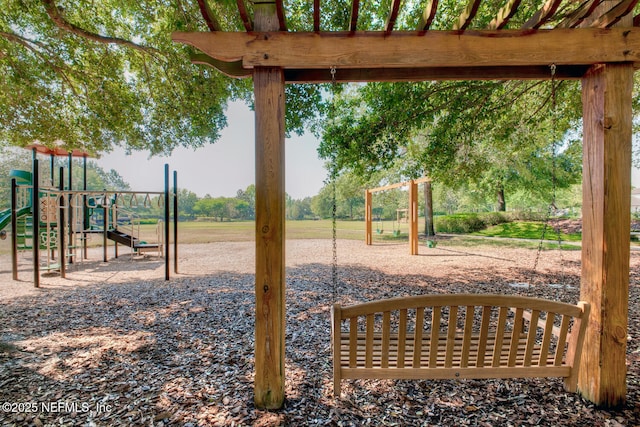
[434, 212, 512, 234]
[481, 212, 509, 227]
[435, 214, 486, 233]
[508, 210, 547, 222]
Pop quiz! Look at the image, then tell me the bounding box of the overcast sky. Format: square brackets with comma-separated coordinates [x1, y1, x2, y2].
[98, 101, 328, 200]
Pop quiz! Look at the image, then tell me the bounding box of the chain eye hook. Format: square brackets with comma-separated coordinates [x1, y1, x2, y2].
[330, 66, 337, 85]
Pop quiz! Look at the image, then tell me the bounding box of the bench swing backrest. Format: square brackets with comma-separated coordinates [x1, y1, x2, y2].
[331, 294, 590, 396]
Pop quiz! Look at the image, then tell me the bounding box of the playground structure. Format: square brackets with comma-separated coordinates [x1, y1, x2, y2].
[1, 146, 178, 287]
[365, 177, 431, 255]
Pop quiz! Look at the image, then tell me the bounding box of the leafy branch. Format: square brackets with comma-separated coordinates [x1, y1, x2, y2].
[0, 30, 80, 96]
[40, 0, 165, 59]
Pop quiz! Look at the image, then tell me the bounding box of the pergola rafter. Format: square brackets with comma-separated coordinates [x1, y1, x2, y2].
[176, 0, 639, 411]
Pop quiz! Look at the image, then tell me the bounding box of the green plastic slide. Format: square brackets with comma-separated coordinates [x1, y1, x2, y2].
[0, 206, 32, 234]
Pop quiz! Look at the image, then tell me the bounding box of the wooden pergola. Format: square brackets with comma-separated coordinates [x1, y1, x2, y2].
[172, 0, 639, 410]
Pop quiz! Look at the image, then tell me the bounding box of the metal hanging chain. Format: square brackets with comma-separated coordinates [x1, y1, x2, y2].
[531, 64, 564, 286]
[550, 63, 558, 211]
[549, 64, 566, 287]
[330, 66, 339, 303]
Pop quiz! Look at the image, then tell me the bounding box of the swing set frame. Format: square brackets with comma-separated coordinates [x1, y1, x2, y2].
[365, 177, 430, 254]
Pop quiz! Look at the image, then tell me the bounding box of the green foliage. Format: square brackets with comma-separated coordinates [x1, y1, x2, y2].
[0, 0, 242, 154]
[474, 221, 582, 242]
[287, 197, 313, 220]
[177, 188, 199, 220]
[319, 77, 584, 214]
[435, 212, 510, 234]
[482, 212, 509, 227]
[0, 0, 323, 155]
[434, 214, 487, 234]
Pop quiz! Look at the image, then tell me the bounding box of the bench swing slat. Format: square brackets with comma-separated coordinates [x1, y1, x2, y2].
[554, 314, 571, 366]
[331, 294, 590, 396]
[397, 309, 407, 368]
[413, 307, 425, 368]
[461, 305, 475, 368]
[429, 306, 442, 368]
[349, 317, 358, 368]
[476, 306, 492, 367]
[523, 309, 541, 367]
[443, 306, 455, 368]
[508, 307, 524, 367]
[381, 311, 391, 368]
[365, 314, 375, 368]
[492, 306, 508, 367]
[538, 312, 555, 367]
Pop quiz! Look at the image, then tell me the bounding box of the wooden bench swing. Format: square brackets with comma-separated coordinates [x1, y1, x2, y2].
[329, 61, 591, 395]
[331, 294, 589, 396]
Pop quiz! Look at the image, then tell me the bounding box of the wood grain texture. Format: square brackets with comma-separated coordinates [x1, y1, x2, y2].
[488, 0, 522, 29]
[365, 190, 372, 245]
[453, 0, 482, 30]
[253, 1, 286, 410]
[580, 62, 632, 407]
[332, 294, 589, 395]
[409, 180, 419, 255]
[522, 0, 564, 29]
[171, 28, 640, 69]
[385, 0, 403, 33]
[417, 0, 438, 30]
[253, 66, 286, 410]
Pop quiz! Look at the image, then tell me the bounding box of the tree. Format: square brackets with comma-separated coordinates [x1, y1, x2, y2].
[193, 195, 214, 218]
[1, 0, 323, 155]
[210, 198, 229, 221]
[319, 79, 583, 216]
[335, 171, 366, 219]
[311, 185, 334, 219]
[236, 185, 256, 219]
[287, 197, 313, 220]
[177, 188, 198, 220]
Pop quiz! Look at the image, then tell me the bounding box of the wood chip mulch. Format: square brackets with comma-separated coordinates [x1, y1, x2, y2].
[0, 239, 638, 426]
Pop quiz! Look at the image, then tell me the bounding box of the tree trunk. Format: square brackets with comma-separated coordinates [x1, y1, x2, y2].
[424, 181, 435, 237]
[496, 185, 506, 212]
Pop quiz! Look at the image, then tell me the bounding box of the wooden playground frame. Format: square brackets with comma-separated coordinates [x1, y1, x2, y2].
[172, 0, 638, 409]
[365, 177, 431, 255]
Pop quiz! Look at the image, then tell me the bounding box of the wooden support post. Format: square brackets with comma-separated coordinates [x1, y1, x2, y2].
[253, 0, 286, 410]
[254, 65, 286, 409]
[409, 180, 419, 255]
[579, 62, 632, 407]
[365, 190, 372, 245]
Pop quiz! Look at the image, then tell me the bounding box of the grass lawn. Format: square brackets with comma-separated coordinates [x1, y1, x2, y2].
[472, 221, 582, 242]
[8, 218, 639, 256]
[162, 219, 366, 243]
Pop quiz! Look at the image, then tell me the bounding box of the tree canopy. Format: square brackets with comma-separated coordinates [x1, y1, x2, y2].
[319, 78, 585, 208]
[3, 0, 639, 201]
[0, 0, 322, 155]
